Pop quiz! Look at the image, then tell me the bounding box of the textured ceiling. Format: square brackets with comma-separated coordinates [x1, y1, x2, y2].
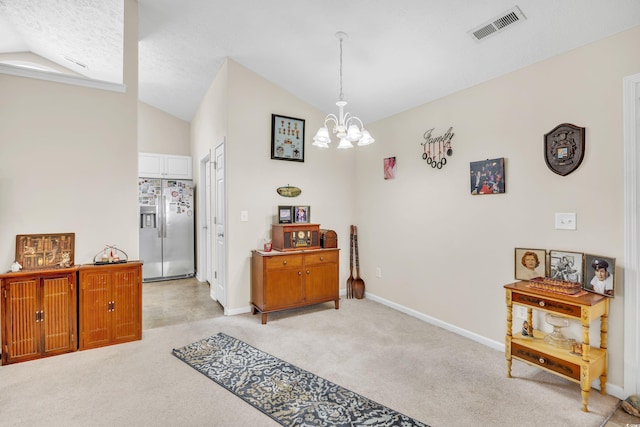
[1, 1, 640, 123]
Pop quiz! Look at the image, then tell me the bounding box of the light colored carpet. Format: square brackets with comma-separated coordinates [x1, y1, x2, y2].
[0, 298, 621, 426]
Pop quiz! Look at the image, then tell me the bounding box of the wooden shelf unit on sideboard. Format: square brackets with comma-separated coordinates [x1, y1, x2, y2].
[504, 281, 609, 412]
[78, 262, 143, 350]
[251, 248, 339, 324]
[1, 266, 78, 365]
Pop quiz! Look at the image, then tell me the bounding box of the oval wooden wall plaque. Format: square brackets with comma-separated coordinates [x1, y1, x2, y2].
[276, 186, 301, 197]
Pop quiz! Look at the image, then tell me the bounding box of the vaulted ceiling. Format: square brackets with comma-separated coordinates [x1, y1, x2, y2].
[1, 1, 639, 123]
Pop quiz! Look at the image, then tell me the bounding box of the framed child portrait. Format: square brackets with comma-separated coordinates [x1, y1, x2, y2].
[293, 206, 310, 223]
[583, 254, 615, 297]
[549, 250, 583, 284]
[514, 248, 547, 280]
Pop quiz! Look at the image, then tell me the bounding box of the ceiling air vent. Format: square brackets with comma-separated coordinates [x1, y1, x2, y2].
[468, 5, 526, 41]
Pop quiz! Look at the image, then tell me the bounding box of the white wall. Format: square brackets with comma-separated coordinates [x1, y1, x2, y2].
[0, 0, 139, 267]
[357, 26, 640, 391]
[138, 101, 190, 155]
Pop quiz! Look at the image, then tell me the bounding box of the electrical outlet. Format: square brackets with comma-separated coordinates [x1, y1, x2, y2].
[514, 306, 527, 319]
[375, 267, 381, 278]
[240, 211, 248, 222]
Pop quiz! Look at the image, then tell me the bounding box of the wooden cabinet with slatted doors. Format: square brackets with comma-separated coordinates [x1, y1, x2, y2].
[78, 262, 142, 350]
[1, 267, 78, 365]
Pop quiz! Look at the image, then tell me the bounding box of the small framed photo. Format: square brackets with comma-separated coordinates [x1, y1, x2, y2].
[384, 156, 397, 180]
[293, 205, 310, 223]
[278, 206, 293, 224]
[583, 254, 615, 297]
[514, 248, 547, 280]
[271, 114, 305, 162]
[549, 250, 583, 284]
[470, 157, 505, 195]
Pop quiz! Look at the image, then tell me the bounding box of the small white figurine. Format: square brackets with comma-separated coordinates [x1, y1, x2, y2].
[11, 261, 22, 272]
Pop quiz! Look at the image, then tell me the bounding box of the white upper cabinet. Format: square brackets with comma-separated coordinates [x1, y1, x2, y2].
[139, 153, 193, 179]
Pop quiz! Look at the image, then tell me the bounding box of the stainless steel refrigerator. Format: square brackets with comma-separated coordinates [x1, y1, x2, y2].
[139, 178, 195, 281]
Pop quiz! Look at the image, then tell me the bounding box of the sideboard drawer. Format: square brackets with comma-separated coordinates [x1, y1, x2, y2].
[264, 254, 303, 270]
[304, 251, 338, 265]
[511, 291, 581, 318]
[511, 342, 580, 381]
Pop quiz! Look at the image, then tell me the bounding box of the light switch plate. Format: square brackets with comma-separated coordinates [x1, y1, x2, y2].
[240, 211, 248, 222]
[555, 212, 576, 230]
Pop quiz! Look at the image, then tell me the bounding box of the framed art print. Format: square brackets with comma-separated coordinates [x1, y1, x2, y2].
[278, 206, 293, 224]
[271, 114, 305, 162]
[384, 157, 397, 180]
[549, 250, 583, 284]
[470, 158, 505, 195]
[583, 253, 615, 297]
[514, 248, 547, 280]
[15, 233, 75, 270]
[293, 205, 310, 223]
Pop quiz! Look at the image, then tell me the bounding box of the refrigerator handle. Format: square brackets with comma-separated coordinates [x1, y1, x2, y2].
[158, 200, 163, 239]
[163, 195, 168, 238]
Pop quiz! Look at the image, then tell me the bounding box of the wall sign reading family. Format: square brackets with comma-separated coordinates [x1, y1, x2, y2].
[420, 126, 454, 169]
[271, 114, 305, 162]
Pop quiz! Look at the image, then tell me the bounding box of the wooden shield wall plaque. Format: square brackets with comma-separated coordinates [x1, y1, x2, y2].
[544, 123, 585, 176]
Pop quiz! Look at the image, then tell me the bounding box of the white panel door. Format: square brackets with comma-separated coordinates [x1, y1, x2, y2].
[213, 143, 226, 308]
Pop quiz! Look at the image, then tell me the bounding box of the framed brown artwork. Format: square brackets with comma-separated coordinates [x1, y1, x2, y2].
[15, 233, 75, 270]
[271, 114, 305, 162]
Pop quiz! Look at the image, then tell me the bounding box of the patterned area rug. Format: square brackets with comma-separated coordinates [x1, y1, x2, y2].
[172, 332, 429, 426]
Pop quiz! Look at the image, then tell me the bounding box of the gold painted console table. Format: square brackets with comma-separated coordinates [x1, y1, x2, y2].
[504, 281, 609, 412]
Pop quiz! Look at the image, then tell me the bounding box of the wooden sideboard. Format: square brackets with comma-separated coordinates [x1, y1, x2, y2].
[1, 262, 143, 364]
[78, 262, 142, 350]
[1, 267, 78, 365]
[251, 249, 339, 324]
[504, 281, 609, 412]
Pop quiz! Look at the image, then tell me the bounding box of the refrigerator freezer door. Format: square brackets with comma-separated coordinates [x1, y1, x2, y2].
[162, 179, 195, 277]
[139, 205, 163, 280]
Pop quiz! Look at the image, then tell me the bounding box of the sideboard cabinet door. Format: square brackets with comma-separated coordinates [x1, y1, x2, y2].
[79, 262, 142, 350]
[1, 268, 77, 365]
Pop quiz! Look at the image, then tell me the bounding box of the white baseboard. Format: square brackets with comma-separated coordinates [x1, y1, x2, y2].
[225, 305, 252, 316]
[364, 292, 504, 352]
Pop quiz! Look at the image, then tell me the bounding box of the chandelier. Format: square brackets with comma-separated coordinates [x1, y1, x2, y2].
[312, 32, 375, 149]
